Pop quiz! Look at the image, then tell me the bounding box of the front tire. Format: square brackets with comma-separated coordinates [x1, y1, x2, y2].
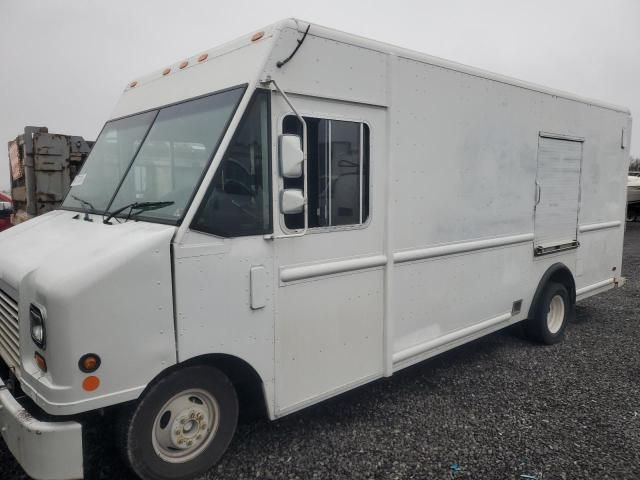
[525, 282, 571, 345]
[118, 365, 238, 480]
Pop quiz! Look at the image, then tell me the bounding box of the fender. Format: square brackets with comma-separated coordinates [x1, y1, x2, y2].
[528, 263, 576, 319]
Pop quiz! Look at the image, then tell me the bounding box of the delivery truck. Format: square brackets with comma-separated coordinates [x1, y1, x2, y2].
[0, 18, 631, 480]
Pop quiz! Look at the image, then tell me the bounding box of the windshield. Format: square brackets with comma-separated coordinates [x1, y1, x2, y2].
[62, 85, 246, 223]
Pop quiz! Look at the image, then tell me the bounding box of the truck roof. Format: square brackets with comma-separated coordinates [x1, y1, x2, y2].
[293, 19, 630, 115]
[116, 18, 630, 118]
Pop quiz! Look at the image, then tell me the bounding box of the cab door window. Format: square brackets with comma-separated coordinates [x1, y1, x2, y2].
[191, 90, 272, 236]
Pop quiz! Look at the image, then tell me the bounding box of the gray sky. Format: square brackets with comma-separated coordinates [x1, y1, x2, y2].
[1, 0, 638, 191]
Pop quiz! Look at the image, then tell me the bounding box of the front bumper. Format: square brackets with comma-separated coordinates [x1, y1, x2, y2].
[0, 376, 83, 480]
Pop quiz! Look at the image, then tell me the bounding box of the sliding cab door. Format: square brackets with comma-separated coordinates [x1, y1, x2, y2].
[271, 95, 387, 416]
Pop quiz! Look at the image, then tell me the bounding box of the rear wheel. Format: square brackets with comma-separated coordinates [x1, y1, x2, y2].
[525, 282, 571, 345]
[118, 365, 238, 480]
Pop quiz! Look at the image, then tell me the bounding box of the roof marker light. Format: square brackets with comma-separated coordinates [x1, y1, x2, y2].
[162, 68, 171, 76]
[198, 53, 208, 62]
[129, 81, 138, 88]
[251, 31, 265, 42]
[179, 61, 189, 69]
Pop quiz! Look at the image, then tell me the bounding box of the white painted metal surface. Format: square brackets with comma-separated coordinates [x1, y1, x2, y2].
[0, 376, 83, 480]
[0, 210, 177, 415]
[0, 18, 631, 478]
[547, 295, 565, 334]
[534, 136, 583, 250]
[250, 266, 268, 310]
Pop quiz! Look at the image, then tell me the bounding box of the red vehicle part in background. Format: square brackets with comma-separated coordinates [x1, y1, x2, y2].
[0, 192, 12, 232]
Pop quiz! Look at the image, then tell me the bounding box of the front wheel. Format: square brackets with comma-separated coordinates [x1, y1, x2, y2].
[525, 282, 571, 345]
[118, 365, 238, 480]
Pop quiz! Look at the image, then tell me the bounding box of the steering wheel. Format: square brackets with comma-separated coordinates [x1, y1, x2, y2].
[223, 178, 253, 196]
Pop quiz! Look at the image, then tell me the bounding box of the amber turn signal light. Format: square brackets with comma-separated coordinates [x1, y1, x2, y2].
[78, 353, 101, 373]
[34, 352, 47, 372]
[82, 376, 100, 392]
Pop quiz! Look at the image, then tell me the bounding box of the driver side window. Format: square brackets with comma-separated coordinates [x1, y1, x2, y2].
[192, 90, 272, 237]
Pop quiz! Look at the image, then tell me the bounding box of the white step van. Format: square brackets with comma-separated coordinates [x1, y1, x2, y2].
[0, 18, 631, 480]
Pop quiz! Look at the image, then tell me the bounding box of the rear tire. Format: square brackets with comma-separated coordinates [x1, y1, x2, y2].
[118, 365, 238, 480]
[525, 282, 571, 345]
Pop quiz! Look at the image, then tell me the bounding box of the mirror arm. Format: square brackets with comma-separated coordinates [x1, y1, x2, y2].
[261, 76, 308, 237]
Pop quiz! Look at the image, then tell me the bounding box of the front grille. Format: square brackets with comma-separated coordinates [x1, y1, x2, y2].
[0, 289, 19, 367]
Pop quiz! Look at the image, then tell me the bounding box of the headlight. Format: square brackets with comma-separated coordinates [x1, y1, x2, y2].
[30, 304, 46, 349]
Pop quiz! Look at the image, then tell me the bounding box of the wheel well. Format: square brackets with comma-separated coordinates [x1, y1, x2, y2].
[528, 263, 576, 319]
[181, 354, 268, 420]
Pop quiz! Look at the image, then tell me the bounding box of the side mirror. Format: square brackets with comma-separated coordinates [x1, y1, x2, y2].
[279, 134, 303, 178]
[280, 189, 304, 215]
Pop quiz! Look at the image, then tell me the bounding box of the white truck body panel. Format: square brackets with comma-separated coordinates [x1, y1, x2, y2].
[0, 210, 177, 414]
[0, 18, 631, 478]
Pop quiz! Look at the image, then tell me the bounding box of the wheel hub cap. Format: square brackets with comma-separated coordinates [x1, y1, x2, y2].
[152, 389, 220, 463]
[170, 407, 208, 449]
[546, 294, 565, 334]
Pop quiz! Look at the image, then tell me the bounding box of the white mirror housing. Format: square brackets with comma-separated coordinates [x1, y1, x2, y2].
[280, 189, 304, 215]
[279, 134, 303, 178]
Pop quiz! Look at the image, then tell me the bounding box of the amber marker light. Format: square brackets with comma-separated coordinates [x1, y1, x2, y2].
[79, 353, 101, 373]
[251, 31, 265, 42]
[34, 352, 47, 372]
[179, 60, 189, 69]
[82, 376, 100, 392]
[162, 68, 171, 76]
[197, 53, 208, 62]
[129, 80, 138, 88]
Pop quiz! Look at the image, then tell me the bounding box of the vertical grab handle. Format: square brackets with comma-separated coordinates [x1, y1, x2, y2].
[535, 181, 542, 206]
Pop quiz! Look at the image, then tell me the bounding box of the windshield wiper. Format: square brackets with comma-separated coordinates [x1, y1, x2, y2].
[103, 201, 174, 225]
[71, 195, 96, 222]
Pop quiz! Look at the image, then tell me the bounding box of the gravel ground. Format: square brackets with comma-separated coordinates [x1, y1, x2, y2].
[3, 224, 640, 480]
